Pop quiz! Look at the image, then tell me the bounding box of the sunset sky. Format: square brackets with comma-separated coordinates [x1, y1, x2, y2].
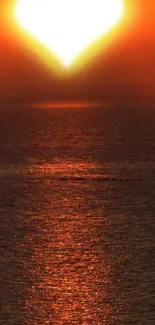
[0, 0, 155, 102]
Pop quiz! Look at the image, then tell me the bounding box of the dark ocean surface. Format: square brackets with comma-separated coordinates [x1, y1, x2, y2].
[0, 102, 155, 324]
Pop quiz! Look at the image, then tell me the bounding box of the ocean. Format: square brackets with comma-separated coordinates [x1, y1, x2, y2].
[0, 102, 155, 324]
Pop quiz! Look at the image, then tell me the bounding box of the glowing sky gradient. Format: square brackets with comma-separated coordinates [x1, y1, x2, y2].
[15, 0, 123, 66]
[0, 1, 155, 100]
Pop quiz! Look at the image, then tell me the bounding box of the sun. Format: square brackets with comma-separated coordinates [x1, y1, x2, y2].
[15, 0, 123, 67]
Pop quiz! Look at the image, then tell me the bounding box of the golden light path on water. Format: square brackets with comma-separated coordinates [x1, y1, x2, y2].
[15, 0, 124, 67]
[1, 105, 155, 324]
[32, 101, 106, 109]
[21, 161, 116, 324]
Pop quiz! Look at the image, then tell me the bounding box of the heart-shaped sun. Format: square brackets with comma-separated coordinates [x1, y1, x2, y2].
[15, 0, 123, 67]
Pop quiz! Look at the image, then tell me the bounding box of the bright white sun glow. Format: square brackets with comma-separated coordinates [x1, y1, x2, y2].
[15, 0, 123, 66]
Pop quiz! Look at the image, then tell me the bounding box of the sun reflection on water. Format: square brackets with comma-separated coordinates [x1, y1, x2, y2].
[33, 101, 105, 109]
[20, 161, 117, 324]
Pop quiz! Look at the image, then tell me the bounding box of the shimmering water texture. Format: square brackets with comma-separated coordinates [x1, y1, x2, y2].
[0, 104, 155, 324]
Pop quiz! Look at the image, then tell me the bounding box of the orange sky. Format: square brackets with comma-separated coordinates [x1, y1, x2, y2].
[0, 0, 155, 102]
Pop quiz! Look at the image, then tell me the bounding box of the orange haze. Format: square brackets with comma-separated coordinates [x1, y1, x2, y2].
[0, 0, 155, 102]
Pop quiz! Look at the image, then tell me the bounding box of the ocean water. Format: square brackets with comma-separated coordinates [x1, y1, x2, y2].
[0, 102, 155, 324]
